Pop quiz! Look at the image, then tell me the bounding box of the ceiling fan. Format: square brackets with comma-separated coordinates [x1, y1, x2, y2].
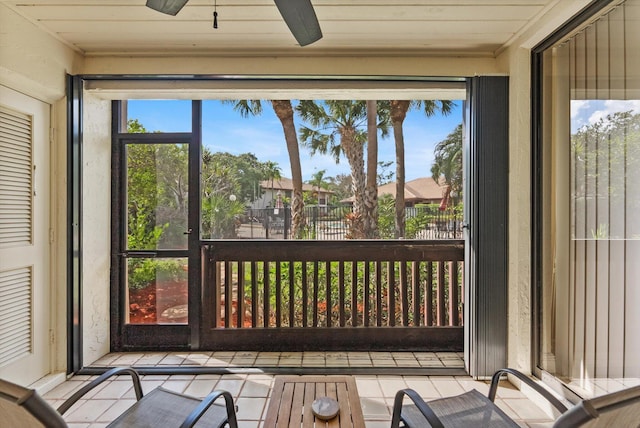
[145, 0, 323, 46]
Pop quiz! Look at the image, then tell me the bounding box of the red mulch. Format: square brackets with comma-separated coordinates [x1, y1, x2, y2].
[128, 281, 251, 326]
[128, 281, 188, 324]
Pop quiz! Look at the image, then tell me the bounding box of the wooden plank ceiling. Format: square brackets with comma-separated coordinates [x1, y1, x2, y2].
[1, 0, 556, 56]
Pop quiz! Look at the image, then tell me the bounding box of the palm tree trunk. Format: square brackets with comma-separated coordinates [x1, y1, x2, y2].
[271, 100, 305, 238]
[391, 100, 410, 239]
[365, 100, 379, 238]
[340, 127, 366, 239]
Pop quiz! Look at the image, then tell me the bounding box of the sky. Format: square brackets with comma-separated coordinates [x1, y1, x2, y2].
[570, 99, 640, 133]
[128, 99, 464, 182]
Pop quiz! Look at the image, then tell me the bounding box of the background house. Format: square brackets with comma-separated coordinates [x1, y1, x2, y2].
[341, 177, 446, 207]
[251, 177, 334, 209]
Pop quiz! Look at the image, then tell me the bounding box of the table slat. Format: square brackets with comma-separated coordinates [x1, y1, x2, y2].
[289, 382, 305, 427]
[302, 382, 316, 428]
[276, 382, 296, 428]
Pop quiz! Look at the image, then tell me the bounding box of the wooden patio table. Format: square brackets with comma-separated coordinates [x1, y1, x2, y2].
[263, 375, 365, 428]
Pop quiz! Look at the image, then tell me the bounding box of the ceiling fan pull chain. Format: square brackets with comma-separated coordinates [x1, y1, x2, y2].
[213, 0, 218, 28]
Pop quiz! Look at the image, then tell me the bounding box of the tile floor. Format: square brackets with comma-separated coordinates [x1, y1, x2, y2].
[41, 352, 556, 427]
[89, 351, 466, 370]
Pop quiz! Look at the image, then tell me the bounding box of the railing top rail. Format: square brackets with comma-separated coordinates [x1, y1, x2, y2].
[202, 239, 464, 262]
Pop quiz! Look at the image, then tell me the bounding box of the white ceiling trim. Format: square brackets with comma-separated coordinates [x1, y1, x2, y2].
[84, 78, 468, 100]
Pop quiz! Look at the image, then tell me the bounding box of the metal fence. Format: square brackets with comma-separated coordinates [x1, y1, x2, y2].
[236, 205, 463, 240]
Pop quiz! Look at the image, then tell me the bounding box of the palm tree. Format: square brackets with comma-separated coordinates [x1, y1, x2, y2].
[263, 160, 282, 203]
[365, 100, 379, 238]
[227, 100, 305, 238]
[308, 169, 327, 205]
[383, 100, 454, 238]
[431, 123, 463, 200]
[297, 100, 371, 238]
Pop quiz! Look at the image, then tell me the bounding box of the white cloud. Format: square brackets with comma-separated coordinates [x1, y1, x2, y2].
[587, 100, 640, 125]
[589, 100, 640, 124]
[571, 99, 640, 132]
[571, 100, 591, 119]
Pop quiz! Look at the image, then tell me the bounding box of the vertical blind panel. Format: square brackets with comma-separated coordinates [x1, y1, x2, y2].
[0, 267, 33, 367]
[584, 24, 598, 100]
[0, 106, 33, 246]
[627, 2, 640, 98]
[609, 6, 626, 99]
[595, 17, 610, 100]
[571, 32, 587, 100]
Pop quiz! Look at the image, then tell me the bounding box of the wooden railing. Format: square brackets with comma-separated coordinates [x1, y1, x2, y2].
[200, 240, 464, 351]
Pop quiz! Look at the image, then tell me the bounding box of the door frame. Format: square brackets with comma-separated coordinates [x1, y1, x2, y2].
[109, 100, 202, 351]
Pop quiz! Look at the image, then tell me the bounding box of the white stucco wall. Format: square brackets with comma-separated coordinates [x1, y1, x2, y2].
[496, 0, 593, 375]
[502, 46, 534, 374]
[81, 93, 112, 364]
[0, 3, 81, 103]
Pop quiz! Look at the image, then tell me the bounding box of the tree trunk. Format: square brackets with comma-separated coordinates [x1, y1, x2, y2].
[271, 100, 305, 238]
[340, 127, 366, 239]
[391, 100, 410, 239]
[365, 100, 379, 238]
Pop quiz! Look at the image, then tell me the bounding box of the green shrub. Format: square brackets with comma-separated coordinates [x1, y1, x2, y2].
[128, 258, 187, 290]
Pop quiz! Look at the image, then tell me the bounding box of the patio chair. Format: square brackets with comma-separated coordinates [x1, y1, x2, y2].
[391, 367, 640, 427]
[0, 367, 238, 428]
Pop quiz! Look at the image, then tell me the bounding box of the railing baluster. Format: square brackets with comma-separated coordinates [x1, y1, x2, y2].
[224, 261, 232, 328]
[376, 262, 382, 327]
[412, 262, 420, 326]
[400, 261, 409, 326]
[326, 261, 332, 327]
[448, 261, 459, 326]
[425, 262, 433, 326]
[339, 261, 345, 327]
[211, 262, 223, 327]
[313, 261, 319, 327]
[289, 262, 295, 327]
[364, 261, 370, 327]
[263, 261, 270, 328]
[351, 261, 358, 327]
[237, 261, 244, 328]
[387, 261, 395, 327]
[251, 261, 258, 327]
[275, 262, 282, 328]
[302, 262, 308, 328]
[437, 261, 446, 326]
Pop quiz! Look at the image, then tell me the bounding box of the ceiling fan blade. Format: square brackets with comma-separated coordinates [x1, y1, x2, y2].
[274, 0, 322, 46]
[146, 0, 189, 16]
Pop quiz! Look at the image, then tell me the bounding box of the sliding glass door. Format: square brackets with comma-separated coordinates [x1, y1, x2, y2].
[535, 0, 640, 395]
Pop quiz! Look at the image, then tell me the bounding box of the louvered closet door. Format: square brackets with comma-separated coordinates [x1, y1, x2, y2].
[0, 86, 51, 385]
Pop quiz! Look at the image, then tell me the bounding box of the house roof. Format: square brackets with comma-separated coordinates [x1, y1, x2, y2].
[260, 178, 333, 194]
[342, 177, 446, 204]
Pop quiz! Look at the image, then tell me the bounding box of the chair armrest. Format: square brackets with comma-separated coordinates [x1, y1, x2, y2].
[57, 367, 144, 415]
[391, 388, 445, 428]
[180, 390, 238, 428]
[488, 368, 568, 413]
